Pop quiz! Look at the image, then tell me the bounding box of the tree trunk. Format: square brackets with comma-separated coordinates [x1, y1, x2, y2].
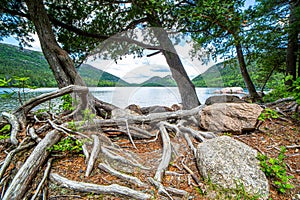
[152, 28, 201, 109]
[235, 43, 260, 100]
[286, 0, 299, 85]
[25, 0, 85, 88]
[25, 0, 118, 115]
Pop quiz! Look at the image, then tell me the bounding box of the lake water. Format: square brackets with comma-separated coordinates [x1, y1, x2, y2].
[0, 87, 246, 112]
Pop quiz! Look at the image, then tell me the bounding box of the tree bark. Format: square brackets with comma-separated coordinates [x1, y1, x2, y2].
[152, 27, 201, 109]
[286, 0, 299, 85]
[25, 0, 85, 88]
[235, 43, 260, 100]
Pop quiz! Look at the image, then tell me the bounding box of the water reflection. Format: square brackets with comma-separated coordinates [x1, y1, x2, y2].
[0, 87, 242, 112]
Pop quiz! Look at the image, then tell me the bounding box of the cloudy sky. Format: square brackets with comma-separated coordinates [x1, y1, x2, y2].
[2, 33, 214, 83]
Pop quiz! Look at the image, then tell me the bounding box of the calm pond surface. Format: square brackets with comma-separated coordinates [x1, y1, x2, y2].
[0, 87, 245, 112]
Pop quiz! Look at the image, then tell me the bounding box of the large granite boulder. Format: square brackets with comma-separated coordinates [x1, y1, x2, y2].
[196, 136, 269, 198]
[205, 95, 245, 105]
[199, 103, 263, 132]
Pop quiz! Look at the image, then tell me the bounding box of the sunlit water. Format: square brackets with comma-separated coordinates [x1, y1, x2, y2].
[0, 87, 246, 112]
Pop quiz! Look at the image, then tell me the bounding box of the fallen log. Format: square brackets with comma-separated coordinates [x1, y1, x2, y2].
[50, 173, 152, 200]
[2, 130, 63, 200]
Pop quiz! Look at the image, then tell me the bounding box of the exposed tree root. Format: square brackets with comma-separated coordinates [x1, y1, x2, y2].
[31, 158, 53, 200]
[2, 130, 62, 200]
[50, 173, 152, 200]
[85, 135, 100, 177]
[0, 86, 221, 199]
[1, 112, 20, 145]
[98, 162, 148, 188]
[155, 122, 172, 182]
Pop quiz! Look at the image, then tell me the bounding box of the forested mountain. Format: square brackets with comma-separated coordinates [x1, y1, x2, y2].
[0, 43, 129, 87]
[140, 75, 177, 87]
[0, 43, 57, 87]
[192, 61, 284, 90]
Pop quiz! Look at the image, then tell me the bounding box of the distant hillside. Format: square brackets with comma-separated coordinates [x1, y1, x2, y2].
[0, 43, 128, 87]
[192, 61, 283, 89]
[77, 64, 129, 87]
[192, 62, 244, 87]
[140, 75, 177, 87]
[0, 43, 57, 87]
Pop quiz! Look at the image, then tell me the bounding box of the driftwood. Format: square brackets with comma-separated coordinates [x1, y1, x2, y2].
[50, 173, 152, 200]
[2, 130, 62, 200]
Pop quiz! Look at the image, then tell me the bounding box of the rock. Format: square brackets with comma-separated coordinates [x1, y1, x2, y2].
[140, 105, 172, 115]
[126, 104, 143, 115]
[214, 87, 245, 94]
[111, 108, 131, 119]
[199, 103, 263, 132]
[222, 87, 245, 94]
[196, 136, 269, 198]
[205, 95, 245, 105]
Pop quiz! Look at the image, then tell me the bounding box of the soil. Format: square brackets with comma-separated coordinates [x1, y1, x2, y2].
[0, 102, 299, 200]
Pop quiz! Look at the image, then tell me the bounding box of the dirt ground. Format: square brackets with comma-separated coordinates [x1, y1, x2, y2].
[0, 103, 299, 200]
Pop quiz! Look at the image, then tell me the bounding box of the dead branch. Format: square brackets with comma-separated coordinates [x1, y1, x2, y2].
[85, 135, 100, 177]
[98, 162, 148, 188]
[2, 130, 63, 200]
[50, 173, 152, 200]
[148, 177, 173, 200]
[1, 112, 19, 145]
[181, 158, 201, 186]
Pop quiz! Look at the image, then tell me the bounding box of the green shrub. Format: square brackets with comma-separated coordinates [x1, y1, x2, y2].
[257, 146, 294, 194]
[59, 94, 75, 112]
[264, 76, 300, 104]
[258, 108, 280, 122]
[49, 136, 83, 154]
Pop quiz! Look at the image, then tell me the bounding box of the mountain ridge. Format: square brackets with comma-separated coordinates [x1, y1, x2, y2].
[0, 43, 129, 87]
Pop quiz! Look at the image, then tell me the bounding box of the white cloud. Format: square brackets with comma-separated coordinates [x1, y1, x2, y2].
[86, 41, 213, 83]
[1, 34, 41, 51]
